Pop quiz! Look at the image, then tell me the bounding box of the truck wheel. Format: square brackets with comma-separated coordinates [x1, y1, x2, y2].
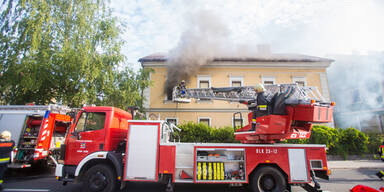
[83, 164, 116, 192]
[251, 166, 287, 192]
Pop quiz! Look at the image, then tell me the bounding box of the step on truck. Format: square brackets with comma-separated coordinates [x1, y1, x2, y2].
[0, 105, 72, 168]
[54, 84, 333, 192]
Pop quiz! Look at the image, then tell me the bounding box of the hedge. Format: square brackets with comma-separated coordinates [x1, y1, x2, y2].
[175, 122, 237, 143]
[287, 125, 377, 158]
[176, 122, 382, 158]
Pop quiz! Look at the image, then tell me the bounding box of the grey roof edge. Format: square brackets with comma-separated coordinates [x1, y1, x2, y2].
[138, 54, 334, 63]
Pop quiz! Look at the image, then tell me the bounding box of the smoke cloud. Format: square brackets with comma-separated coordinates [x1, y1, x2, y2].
[327, 52, 384, 130]
[164, 10, 231, 94]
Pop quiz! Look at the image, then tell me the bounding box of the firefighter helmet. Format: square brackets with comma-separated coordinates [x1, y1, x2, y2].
[255, 84, 265, 92]
[0, 130, 11, 140]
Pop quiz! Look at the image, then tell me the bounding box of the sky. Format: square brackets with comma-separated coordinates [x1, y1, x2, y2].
[109, 0, 384, 70]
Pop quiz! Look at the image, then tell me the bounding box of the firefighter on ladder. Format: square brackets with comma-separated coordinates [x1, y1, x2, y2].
[241, 84, 270, 131]
[0, 131, 15, 189]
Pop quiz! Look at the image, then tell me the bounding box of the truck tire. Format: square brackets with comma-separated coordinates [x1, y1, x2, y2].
[250, 166, 287, 192]
[83, 164, 117, 192]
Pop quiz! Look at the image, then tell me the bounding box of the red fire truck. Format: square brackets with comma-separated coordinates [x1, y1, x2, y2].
[53, 84, 333, 192]
[0, 105, 72, 168]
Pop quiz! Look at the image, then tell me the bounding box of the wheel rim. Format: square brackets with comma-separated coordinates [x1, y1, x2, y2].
[89, 171, 108, 191]
[260, 174, 276, 191]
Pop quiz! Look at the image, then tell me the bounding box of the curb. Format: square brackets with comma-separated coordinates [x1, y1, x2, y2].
[328, 160, 384, 169]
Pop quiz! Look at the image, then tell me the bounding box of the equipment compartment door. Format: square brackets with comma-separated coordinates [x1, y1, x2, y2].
[288, 148, 309, 182]
[124, 122, 160, 181]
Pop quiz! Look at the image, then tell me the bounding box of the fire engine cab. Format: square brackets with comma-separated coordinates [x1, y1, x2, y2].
[54, 102, 331, 192]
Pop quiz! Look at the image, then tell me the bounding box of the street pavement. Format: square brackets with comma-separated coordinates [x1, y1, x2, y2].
[1, 160, 384, 192]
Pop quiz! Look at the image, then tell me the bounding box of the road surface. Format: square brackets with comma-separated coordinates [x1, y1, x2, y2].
[1, 163, 384, 192]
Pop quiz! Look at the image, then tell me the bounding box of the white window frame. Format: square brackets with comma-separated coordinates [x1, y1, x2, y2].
[165, 117, 178, 125]
[262, 76, 276, 85]
[292, 76, 307, 86]
[198, 117, 211, 127]
[229, 76, 244, 87]
[197, 75, 211, 88]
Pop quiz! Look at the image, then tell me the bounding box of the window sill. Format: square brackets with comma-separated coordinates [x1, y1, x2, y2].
[195, 99, 213, 103]
[163, 100, 174, 104]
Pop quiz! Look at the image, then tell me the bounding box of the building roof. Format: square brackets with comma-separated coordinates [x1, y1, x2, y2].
[138, 52, 334, 63]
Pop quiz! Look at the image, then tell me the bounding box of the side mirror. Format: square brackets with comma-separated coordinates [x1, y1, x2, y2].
[71, 131, 80, 140]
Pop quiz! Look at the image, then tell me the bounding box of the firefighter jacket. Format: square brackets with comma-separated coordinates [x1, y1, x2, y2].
[0, 140, 15, 164]
[245, 92, 270, 110]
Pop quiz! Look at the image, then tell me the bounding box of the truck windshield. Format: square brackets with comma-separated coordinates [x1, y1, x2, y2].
[75, 112, 106, 132]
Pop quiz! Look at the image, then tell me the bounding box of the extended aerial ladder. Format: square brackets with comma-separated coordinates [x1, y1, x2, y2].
[173, 84, 335, 144]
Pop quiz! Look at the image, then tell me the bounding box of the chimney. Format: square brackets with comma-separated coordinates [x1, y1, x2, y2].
[257, 44, 271, 55]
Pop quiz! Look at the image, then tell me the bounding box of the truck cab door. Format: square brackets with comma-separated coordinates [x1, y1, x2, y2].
[65, 111, 106, 165]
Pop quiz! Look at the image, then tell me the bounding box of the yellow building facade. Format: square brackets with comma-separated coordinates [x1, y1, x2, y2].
[140, 53, 333, 128]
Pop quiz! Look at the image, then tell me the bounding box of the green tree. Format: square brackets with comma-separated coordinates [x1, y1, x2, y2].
[96, 68, 153, 111]
[0, 0, 128, 107]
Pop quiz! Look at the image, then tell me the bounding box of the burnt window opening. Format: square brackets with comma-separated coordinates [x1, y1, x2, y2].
[166, 89, 173, 101]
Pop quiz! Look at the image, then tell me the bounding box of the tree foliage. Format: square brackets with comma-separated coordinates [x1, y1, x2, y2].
[0, 0, 150, 109]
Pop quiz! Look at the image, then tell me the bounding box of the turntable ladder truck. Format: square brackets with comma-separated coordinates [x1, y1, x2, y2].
[54, 84, 333, 192]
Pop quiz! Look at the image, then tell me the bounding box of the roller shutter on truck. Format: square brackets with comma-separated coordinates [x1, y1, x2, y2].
[124, 121, 160, 181]
[0, 114, 28, 146]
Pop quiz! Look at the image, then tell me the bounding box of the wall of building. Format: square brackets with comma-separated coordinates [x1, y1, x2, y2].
[144, 61, 330, 128]
[148, 66, 327, 109]
[147, 111, 249, 128]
